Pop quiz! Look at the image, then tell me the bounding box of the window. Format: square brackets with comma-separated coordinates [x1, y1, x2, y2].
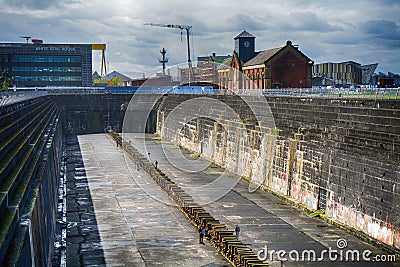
[273, 82, 282, 89]
[11, 55, 81, 63]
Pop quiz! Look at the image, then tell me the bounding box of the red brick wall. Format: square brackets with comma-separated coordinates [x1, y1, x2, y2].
[270, 50, 309, 88]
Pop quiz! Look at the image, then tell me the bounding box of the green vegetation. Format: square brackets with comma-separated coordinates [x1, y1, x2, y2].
[2, 80, 8, 92]
[1, 71, 13, 91]
[93, 77, 123, 86]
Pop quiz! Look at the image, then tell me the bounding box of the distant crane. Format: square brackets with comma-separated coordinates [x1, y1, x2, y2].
[19, 36, 31, 44]
[144, 23, 193, 83]
[92, 44, 107, 76]
[159, 47, 169, 76]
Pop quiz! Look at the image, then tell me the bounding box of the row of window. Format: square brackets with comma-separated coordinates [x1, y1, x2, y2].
[15, 76, 82, 82]
[244, 72, 265, 80]
[11, 66, 82, 72]
[314, 72, 359, 80]
[219, 77, 265, 88]
[11, 55, 81, 63]
[0, 55, 10, 62]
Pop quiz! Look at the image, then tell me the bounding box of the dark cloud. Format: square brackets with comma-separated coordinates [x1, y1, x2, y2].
[1, 0, 399, 74]
[225, 13, 270, 32]
[360, 19, 400, 40]
[281, 12, 342, 33]
[1, 0, 74, 10]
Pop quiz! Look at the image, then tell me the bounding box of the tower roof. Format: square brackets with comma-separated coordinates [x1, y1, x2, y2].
[234, 30, 255, 39]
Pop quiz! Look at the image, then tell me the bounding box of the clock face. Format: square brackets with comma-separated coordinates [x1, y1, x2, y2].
[244, 40, 250, 47]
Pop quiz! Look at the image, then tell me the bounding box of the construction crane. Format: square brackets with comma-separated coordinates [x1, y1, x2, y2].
[20, 36, 31, 44]
[144, 23, 193, 83]
[92, 44, 107, 76]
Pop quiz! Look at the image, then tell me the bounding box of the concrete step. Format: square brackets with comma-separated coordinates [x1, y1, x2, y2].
[0, 101, 59, 264]
[4, 109, 61, 266]
[0, 102, 56, 188]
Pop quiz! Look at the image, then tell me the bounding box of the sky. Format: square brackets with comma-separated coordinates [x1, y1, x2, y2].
[1, 0, 399, 78]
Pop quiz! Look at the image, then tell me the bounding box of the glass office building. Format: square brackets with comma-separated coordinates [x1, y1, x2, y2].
[0, 43, 93, 87]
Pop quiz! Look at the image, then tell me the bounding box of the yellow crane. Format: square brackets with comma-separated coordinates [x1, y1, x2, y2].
[144, 23, 193, 83]
[92, 44, 107, 76]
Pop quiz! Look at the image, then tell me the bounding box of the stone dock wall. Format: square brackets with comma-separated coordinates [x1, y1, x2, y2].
[156, 94, 400, 251]
[1, 92, 398, 265]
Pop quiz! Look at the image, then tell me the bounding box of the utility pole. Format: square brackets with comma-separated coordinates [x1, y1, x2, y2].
[159, 48, 169, 76]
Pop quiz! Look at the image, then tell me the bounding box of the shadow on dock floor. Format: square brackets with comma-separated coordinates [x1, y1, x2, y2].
[65, 135, 106, 266]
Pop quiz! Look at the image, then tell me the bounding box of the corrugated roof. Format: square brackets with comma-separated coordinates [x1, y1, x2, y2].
[243, 47, 282, 66]
[234, 30, 255, 39]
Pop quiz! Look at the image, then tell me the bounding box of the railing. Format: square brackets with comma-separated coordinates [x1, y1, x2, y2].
[1, 86, 399, 105]
[260, 87, 400, 99]
[0, 90, 48, 106]
[45, 86, 400, 99]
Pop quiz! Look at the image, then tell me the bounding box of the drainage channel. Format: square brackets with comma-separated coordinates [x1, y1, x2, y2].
[108, 130, 267, 267]
[52, 142, 67, 267]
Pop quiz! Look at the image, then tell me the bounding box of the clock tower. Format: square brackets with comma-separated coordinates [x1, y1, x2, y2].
[234, 30, 256, 62]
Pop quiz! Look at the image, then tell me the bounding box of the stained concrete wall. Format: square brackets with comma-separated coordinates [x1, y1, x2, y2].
[156, 94, 400, 251]
[52, 94, 133, 134]
[0, 96, 62, 266]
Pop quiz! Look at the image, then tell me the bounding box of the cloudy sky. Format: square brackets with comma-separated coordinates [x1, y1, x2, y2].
[1, 0, 399, 78]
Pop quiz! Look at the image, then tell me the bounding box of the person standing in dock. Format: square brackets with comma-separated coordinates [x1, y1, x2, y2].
[235, 225, 241, 239]
[199, 226, 206, 244]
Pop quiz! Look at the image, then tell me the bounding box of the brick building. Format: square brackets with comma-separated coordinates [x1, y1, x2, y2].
[218, 31, 313, 91]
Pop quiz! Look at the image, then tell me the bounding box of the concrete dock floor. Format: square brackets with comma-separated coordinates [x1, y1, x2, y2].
[122, 133, 397, 267]
[75, 134, 229, 266]
[69, 133, 397, 267]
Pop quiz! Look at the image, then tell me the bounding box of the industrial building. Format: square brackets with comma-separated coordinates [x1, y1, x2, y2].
[180, 53, 230, 85]
[218, 31, 313, 90]
[0, 41, 105, 87]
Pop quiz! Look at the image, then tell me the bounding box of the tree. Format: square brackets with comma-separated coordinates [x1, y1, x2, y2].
[93, 78, 108, 86]
[1, 70, 13, 90]
[110, 77, 122, 86]
[93, 77, 123, 86]
[2, 80, 8, 92]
